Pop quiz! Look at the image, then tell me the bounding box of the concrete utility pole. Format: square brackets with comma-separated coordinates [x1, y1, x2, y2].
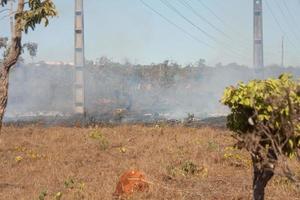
[74, 0, 85, 115]
[9, 0, 14, 38]
[281, 36, 284, 68]
[253, 0, 264, 69]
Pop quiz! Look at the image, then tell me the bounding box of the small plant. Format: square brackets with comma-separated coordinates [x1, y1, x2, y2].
[119, 147, 126, 153]
[223, 146, 251, 168]
[89, 130, 102, 139]
[184, 113, 195, 123]
[89, 130, 109, 151]
[207, 140, 219, 151]
[15, 156, 23, 163]
[78, 182, 85, 191]
[166, 165, 178, 177]
[99, 137, 109, 151]
[38, 190, 47, 200]
[180, 160, 198, 176]
[14, 146, 46, 160]
[26, 150, 46, 160]
[14, 146, 27, 152]
[54, 192, 62, 200]
[166, 160, 201, 177]
[74, 191, 85, 200]
[64, 178, 75, 189]
[273, 177, 293, 190]
[63, 177, 85, 194]
[113, 108, 126, 122]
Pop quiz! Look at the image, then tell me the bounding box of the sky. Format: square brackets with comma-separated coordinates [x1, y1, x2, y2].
[0, 0, 300, 67]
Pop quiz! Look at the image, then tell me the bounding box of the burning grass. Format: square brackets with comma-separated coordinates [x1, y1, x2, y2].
[0, 125, 299, 199]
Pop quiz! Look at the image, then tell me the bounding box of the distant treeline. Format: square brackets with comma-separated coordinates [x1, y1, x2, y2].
[5, 59, 300, 120]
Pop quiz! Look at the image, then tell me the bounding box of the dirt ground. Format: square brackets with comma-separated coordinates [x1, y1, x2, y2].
[0, 125, 299, 200]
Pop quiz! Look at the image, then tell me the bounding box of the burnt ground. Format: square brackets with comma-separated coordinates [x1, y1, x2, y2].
[0, 125, 299, 200]
[3, 114, 227, 129]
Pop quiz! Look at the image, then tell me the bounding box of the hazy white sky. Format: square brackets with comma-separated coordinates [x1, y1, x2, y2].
[1, 0, 300, 67]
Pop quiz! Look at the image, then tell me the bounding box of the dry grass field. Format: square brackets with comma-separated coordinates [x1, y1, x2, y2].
[0, 124, 299, 200]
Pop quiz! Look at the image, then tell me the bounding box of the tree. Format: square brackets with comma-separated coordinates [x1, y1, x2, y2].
[22, 42, 38, 59]
[196, 58, 206, 67]
[96, 56, 113, 66]
[0, 0, 57, 131]
[222, 74, 300, 200]
[0, 37, 38, 60]
[0, 37, 8, 59]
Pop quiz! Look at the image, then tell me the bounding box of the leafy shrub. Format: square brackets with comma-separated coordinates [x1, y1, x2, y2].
[38, 190, 47, 200]
[180, 160, 198, 176]
[222, 74, 300, 156]
[166, 160, 200, 177]
[64, 178, 75, 189]
[222, 73, 300, 200]
[89, 130, 109, 151]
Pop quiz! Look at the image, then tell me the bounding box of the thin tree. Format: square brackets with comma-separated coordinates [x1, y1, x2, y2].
[0, 0, 57, 131]
[222, 74, 300, 200]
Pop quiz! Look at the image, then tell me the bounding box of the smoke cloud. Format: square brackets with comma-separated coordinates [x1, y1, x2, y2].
[5, 59, 300, 122]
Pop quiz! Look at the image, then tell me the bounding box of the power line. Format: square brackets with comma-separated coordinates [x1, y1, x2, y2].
[264, 0, 298, 50]
[160, 0, 218, 42]
[192, 0, 284, 60]
[178, 0, 231, 40]
[265, 0, 300, 63]
[272, 0, 300, 43]
[140, 0, 249, 63]
[282, 1, 297, 24]
[178, 0, 251, 54]
[281, 1, 300, 34]
[159, 0, 248, 59]
[194, 0, 224, 26]
[193, 0, 251, 46]
[139, 0, 212, 48]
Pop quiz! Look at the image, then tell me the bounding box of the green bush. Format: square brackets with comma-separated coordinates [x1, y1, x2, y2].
[89, 130, 109, 151]
[222, 73, 300, 156]
[222, 73, 300, 200]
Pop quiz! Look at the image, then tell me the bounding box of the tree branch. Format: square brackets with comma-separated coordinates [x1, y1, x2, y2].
[1, 0, 24, 73]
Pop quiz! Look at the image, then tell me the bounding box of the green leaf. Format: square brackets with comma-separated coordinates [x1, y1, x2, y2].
[221, 73, 300, 157]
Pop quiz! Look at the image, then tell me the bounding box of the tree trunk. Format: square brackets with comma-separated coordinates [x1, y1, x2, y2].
[0, 69, 9, 131]
[252, 156, 274, 200]
[0, 0, 24, 133]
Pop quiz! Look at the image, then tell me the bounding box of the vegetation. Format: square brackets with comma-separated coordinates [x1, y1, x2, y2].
[7, 59, 300, 121]
[0, 38, 38, 61]
[0, 125, 299, 199]
[1, 2, 299, 199]
[0, 0, 57, 132]
[222, 73, 300, 200]
[89, 130, 109, 151]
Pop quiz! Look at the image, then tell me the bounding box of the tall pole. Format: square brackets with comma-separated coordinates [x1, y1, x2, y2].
[74, 0, 85, 115]
[281, 36, 284, 68]
[253, 0, 264, 69]
[9, 0, 14, 38]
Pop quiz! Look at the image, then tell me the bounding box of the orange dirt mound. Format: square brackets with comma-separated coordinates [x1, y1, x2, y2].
[114, 170, 149, 198]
